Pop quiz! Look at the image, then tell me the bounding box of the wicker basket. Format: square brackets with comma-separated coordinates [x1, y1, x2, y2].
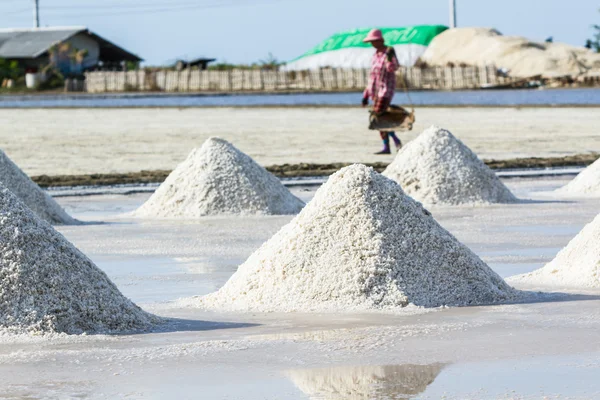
[368, 105, 415, 132]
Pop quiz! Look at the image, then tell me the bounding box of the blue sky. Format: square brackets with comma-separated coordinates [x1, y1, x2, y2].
[1, 0, 599, 65]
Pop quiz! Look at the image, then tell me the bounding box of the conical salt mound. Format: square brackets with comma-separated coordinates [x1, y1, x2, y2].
[0, 185, 156, 334]
[200, 164, 516, 311]
[134, 137, 305, 217]
[382, 126, 517, 205]
[508, 213, 600, 288]
[0, 150, 77, 225]
[557, 157, 600, 196]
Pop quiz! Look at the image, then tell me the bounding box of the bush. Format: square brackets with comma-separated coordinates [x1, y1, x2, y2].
[0, 59, 23, 81]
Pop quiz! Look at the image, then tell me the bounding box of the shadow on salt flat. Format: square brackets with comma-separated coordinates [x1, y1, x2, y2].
[514, 198, 575, 205]
[472, 289, 600, 309]
[148, 317, 260, 334]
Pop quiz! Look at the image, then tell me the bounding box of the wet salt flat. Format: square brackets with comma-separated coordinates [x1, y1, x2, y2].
[1, 176, 600, 399]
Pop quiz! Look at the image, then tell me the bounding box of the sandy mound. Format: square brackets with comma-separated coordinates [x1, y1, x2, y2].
[134, 137, 304, 217]
[508, 213, 600, 289]
[199, 164, 516, 312]
[0, 150, 77, 225]
[0, 185, 156, 334]
[382, 126, 517, 205]
[287, 363, 445, 399]
[420, 27, 600, 78]
[557, 157, 600, 196]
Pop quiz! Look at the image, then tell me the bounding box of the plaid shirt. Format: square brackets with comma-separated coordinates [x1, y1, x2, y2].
[363, 48, 399, 101]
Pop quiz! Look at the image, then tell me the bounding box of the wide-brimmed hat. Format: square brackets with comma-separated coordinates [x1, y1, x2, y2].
[363, 29, 384, 43]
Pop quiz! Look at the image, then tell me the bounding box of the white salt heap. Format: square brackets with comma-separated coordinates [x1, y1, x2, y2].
[508, 213, 600, 289]
[134, 137, 304, 217]
[0, 185, 156, 334]
[383, 126, 517, 205]
[0, 149, 77, 225]
[421, 27, 600, 79]
[557, 157, 600, 196]
[200, 164, 516, 312]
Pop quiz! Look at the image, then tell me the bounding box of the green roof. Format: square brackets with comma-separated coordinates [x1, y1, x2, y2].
[298, 25, 448, 59]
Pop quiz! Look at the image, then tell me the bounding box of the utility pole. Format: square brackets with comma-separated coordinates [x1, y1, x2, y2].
[449, 0, 457, 29]
[33, 0, 40, 28]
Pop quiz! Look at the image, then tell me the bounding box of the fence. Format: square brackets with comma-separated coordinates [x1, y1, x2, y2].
[81, 65, 506, 93]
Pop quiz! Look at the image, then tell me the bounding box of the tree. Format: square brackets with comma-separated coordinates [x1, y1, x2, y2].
[0, 58, 22, 81]
[589, 10, 600, 52]
[259, 53, 284, 70]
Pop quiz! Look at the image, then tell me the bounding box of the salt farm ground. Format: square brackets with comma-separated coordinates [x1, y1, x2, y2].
[2, 107, 600, 176]
[1, 175, 599, 399]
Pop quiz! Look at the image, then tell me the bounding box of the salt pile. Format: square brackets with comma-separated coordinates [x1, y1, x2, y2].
[134, 137, 304, 217]
[557, 157, 600, 196]
[0, 149, 77, 225]
[382, 126, 517, 205]
[0, 185, 155, 334]
[200, 164, 516, 312]
[508, 213, 600, 289]
[420, 27, 600, 78]
[287, 364, 445, 399]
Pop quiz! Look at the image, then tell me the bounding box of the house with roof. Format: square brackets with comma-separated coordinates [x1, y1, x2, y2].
[0, 26, 142, 73]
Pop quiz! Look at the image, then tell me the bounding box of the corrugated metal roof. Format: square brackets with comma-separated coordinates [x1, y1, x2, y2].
[0, 27, 83, 58]
[0, 26, 142, 62]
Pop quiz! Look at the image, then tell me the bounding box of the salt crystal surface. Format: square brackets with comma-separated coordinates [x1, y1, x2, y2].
[0, 150, 77, 225]
[0, 185, 156, 334]
[508, 213, 600, 288]
[556, 157, 600, 196]
[134, 137, 304, 217]
[383, 126, 517, 205]
[199, 164, 516, 312]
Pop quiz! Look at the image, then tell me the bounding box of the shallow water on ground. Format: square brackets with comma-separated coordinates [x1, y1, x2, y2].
[2, 87, 600, 108]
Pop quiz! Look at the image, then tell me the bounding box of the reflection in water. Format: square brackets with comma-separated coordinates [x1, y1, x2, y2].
[287, 363, 446, 400]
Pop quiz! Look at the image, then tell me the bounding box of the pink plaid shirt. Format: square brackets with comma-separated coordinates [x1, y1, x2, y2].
[363, 49, 399, 101]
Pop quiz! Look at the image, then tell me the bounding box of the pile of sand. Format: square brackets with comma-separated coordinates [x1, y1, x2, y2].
[420, 27, 600, 78]
[287, 364, 445, 399]
[508, 213, 600, 289]
[0, 184, 156, 334]
[383, 126, 517, 205]
[557, 157, 600, 196]
[0, 150, 77, 225]
[134, 137, 304, 218]
[199, 164, 516, 312]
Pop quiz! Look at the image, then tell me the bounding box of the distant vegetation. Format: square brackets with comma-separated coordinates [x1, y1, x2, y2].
[588, 10, 600, 52]
[209, 53, 285, 71]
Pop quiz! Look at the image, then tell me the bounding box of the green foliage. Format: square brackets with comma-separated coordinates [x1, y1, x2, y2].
[591, 26, 600, 52]
[590, 10, 600, 52]
[37, 70, 65, 90]
[125, 61, 140, 70]
[208, 62, 256, 71]
[208, 53, 286, 71]
[258, 53, 284, 70]
[0, 58, 23, 81]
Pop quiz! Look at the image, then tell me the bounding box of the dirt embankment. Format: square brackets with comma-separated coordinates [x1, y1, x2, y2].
[31, 154, 598, 188]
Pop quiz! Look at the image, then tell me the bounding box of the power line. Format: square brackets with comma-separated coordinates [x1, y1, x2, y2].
[2, 0, 284, 17]
[1, 0, 288, 17]
[1, 6, 30, 15]
[40, 1, 217, 9]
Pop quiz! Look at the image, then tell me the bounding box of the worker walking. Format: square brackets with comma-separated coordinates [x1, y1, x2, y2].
[361, 28, 402, 154]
